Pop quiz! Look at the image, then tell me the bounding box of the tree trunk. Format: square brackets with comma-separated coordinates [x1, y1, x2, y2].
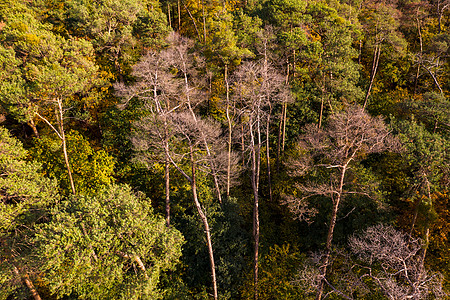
[165, 157, 171, 227]
[250, 114, 260, 300]
[266, 108, 273, 202]
[178, 0, 181, 31]
[363, 45, 381, 109]
[201, 0, 207, 43]
[182, 1, 201, 41]
[190, 148, 218, 300]
[316, 165, 347, 300]
[168, 2, 172, 29]
[182, 64, 222, 203]
[225, 64, 232, 198]
[12, 265, 42, 300]
[414, 12, 423, 94]
[28, 118, 40, 138]
[57, 99, 76, 195]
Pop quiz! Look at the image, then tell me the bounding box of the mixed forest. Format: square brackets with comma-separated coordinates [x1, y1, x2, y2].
[0, 0, 449, 299]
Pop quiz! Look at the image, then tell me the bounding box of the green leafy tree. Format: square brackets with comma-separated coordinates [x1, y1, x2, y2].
[60, 0, 170, 78]
[31, 130, 115, 196]
[0, 126, 59, 300]
[34, 184, 184, 299]
[359, 2, 407, 108]
[393, 119, 449, 265]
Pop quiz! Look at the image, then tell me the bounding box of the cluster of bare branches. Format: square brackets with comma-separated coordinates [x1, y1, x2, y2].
[349, 224, 445, 299]
[292, 225, 445, 300]
[284, 106, 401, 299]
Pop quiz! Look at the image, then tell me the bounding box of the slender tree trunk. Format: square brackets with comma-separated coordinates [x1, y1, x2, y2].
[225, 64, 232, 198]
[168, 2, 172, 29]
[182, 1, 201, 41]
[318, 97, 324, 129]
[281, 101, 287, 153]
[363, 45, 381, 109]
[165, 157, 171, 227]
[182, 62, 222, 203]
[190, 148, 218, 300]
[201, 0, 207, 43]
[422, 65, 444, 94]
[57, 100, 76, 195]
[277, 60, 290, 171]
[316, 165, 347, 300]
[414, 12, 423, 94]
[178, 0, 181, 31]
[249, 115, 260, 300]
[266, 110, 273, 202]
[12, 265, 42, 300]
[276, 115, 282, 174]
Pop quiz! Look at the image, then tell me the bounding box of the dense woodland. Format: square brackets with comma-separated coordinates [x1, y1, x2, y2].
[0, 0, 449, 299]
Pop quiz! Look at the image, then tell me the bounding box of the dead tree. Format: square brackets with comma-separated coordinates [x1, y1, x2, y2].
[115, 43, 180, 227]
[232, 59, 289, 300]
[349, 224, 445, 299]
[284, 106, 400, 300]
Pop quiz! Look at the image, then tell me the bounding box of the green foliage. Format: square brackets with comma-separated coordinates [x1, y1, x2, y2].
[174, 197, 250, 299]
[0, 126, 59, 300]
[31, 130, 115, 195]
[241, 244, 305, 299]
[34, 184, 184, 299]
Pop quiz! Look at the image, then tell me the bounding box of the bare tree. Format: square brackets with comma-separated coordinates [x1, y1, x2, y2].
[349, 224, 445, 300]
[232, 58, 289, 300]
[116, 33, 240, 300]
[115, 40, 180, 227]
[284, 106, 400, 300]
[292, 225, 445, 299]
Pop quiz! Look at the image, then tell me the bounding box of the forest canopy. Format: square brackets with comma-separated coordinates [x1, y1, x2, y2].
[0, 0, 449, 299]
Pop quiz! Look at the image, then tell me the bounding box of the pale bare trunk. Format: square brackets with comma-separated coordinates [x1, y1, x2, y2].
[182, 64, 222, 203]
[178, 0, 181, 31]
[165, 157, 170, 227]
[12, 265, 42, 300]
[422, 65, 443, 94]
[57, 100, 76, 195]
[281, 102, 287, 153]
[250, 115, 260, 300]
[201, 0, 206, 43]
[414, 12, 423, 94]
[266, 110, 272, 202]
[363, 45, 381, 109]
[225, 64, 232, 198]
[182, 1, 201, 41]
[168, 3, 172, 29]
[318, 95, 324, 129]
[190, 149, 218, 300]
[316, 165, 346, 300]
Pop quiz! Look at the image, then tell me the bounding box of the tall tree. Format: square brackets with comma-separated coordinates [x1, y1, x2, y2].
[360, 2, 407, 108]
[232, 59, 289, 300]
[0, 2, 102, 194]
[284, 106, 399, 299]
[34, 184, 184, 299]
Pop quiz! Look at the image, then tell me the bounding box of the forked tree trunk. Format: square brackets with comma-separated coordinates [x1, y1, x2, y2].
[363, 45, 381, 109]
